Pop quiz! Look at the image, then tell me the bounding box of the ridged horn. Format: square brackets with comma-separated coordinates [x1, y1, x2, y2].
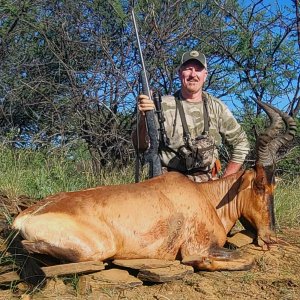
[254, 99, 297, 167]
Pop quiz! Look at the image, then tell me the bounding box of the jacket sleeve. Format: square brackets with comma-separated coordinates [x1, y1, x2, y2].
[218, 105, 250, 164]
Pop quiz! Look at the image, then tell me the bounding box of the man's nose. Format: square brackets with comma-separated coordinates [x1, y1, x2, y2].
[191, 68, 197, 76]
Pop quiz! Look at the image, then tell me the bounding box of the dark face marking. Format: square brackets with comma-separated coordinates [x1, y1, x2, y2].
[262, 165, 276, 230]
[249, 164, 276, 239]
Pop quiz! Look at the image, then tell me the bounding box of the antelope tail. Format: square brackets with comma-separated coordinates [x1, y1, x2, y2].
[2, 227, 46, 287]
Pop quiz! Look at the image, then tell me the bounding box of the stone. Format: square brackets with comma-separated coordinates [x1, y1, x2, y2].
[227, 230, 255, 248]
[16, 282, 30, 293]
[42, 278, 69, 295]
[137, 264, 194, 283]
[77, 269, 143, 295]
[112, 258, 181, 270]
[20, 294, 32, 300]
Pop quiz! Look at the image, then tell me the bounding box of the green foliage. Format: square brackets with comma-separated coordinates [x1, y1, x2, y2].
[0, 145, 135, 199]
[275, 177, 300, 228]
[0, 0, 299, 171]
[231, 103, 300, 176]
[276, 118, 300, 177]
[0, 0, 133, 168]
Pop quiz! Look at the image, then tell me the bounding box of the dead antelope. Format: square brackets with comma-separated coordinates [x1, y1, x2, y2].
[12, 101, 296, 274]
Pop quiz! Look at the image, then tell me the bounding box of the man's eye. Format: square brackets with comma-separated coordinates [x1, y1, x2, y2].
[183, 67, 201, 72]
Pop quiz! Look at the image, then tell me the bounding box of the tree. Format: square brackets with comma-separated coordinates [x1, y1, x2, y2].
[0, 0, 298, 172]
[0, 0, 133, 170]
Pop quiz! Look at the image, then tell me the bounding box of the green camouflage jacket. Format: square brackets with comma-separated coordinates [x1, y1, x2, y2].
[159, 91, 250, 172]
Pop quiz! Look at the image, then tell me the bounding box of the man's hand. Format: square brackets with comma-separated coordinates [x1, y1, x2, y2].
[138, 94, 155, 115]
[132, 94, 155, 151]
[222, 161, 242, 178]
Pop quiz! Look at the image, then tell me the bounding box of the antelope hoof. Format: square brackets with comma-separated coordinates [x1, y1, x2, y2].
[182, 250, 254, 271]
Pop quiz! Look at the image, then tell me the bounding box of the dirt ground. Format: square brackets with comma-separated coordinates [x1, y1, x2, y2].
[0, 196, 300, 299]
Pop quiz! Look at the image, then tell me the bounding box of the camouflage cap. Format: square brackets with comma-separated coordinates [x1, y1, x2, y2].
[180, 50, 207, 69]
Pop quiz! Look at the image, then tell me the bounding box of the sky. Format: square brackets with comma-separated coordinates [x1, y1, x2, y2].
[241, 0, 294, 8]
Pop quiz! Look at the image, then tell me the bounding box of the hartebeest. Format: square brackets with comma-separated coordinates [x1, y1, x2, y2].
[12, 101, 296, 274]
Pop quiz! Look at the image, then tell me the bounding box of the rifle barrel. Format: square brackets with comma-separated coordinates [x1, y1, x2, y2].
[131, 9, 151, 98]
[131, 8, 162, 178]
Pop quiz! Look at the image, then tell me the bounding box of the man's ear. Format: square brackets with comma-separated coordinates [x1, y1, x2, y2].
[204, 69, 208, 81]
[178, 68, 182, 80]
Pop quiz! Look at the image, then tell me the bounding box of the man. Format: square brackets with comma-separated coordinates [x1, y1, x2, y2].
[134, 50, 249, 182]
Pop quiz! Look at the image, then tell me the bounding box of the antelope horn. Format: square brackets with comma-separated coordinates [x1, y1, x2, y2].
[254, 99, 283, 166]
[254, 99, 297, 166]
[264, 102, 297, 151]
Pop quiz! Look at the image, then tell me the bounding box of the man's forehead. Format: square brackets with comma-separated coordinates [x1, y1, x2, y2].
[181, 59, 205, 69]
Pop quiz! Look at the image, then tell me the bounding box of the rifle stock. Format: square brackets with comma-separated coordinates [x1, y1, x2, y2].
[132, 9, 162, 178]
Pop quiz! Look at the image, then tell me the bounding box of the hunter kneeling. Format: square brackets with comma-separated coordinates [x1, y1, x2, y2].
[133, 50, 250, 182]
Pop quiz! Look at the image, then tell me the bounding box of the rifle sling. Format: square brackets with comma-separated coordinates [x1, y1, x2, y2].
[174, 91, 210, 147]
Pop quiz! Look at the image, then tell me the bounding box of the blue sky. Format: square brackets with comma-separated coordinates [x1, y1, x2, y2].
[241, 0, 294, 8]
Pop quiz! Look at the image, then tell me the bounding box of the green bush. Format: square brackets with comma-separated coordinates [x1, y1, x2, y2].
[275, 177, 300, 228]
[0, 145, 136, 199]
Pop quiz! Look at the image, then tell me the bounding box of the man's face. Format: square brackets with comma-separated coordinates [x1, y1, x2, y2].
[179, 60, 208, 94]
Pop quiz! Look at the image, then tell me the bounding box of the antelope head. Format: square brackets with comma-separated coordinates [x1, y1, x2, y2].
[242, 100, 296, 248]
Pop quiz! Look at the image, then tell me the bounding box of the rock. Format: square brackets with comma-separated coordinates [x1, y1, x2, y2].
[137, 264, 194, 283]
[41, 260, 106, 277]
[28, 279, 70, 299]
[112, 258, 181, 270]
[16, 282, 30, 293]
[227, 230, 255, 248]
[0, 260, 106, 285]
[41, 278, 69, 295]
[77, 269, 143, 295]
[0, 237, 7, 252]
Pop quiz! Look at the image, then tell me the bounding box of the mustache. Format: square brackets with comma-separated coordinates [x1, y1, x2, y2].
[186, 75, 199, 81]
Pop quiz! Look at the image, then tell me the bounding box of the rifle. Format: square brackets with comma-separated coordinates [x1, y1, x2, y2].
[131, 8, 162, 180]
[153, 91, 170, 148]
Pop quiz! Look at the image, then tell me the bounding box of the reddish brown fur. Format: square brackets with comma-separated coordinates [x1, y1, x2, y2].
[12, 165, 274, 271]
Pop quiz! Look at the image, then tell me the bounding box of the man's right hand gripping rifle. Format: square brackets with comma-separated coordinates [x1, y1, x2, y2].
[132, 94, 156, 152]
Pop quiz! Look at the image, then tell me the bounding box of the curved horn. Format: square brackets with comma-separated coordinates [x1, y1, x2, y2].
[254, 99, 297, 166]
[254, 99, 283, 166]
[264, 103, 297, 148]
